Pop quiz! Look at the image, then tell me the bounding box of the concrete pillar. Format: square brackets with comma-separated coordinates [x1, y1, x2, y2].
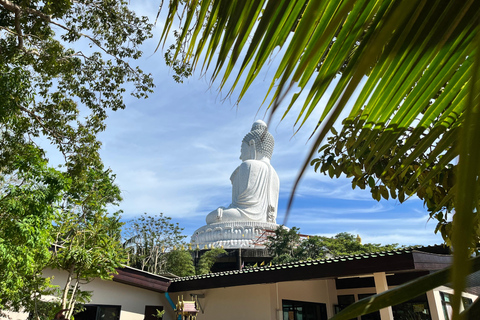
[237, 248, 242, 270]
[326, 279, 338, 318]
[426, 290, 444, 320]
[373, 272, 394, 320]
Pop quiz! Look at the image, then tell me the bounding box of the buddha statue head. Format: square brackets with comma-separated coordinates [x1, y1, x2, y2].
[240, 120, 275, 161]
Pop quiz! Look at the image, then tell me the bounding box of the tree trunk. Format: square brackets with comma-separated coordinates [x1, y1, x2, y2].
[61, 265, 75, 309]
[65, 279, 79, 319]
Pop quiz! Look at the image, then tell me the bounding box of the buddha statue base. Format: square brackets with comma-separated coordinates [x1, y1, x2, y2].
[191, 221, 281, 249]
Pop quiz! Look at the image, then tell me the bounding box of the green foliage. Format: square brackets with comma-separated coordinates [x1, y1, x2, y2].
[165, 250, 195, 277]
[123, 213, 227, 277]
[0, 0, 154, 315]
[49, 167, 126, 319]
[156, 246, 227, 277]
[298, 232, 400, 261]
[267, 227, 401, 265]
[266, 226, 300, 265]
[1, 0, 154, 176]
[123, 213, 187, 274]
[196, 248, 227, 275]
[0, 148, 67, 311]
[312, 118, 457, 246]
[159, 1, 480, 318]
[164, 31, 193, 83]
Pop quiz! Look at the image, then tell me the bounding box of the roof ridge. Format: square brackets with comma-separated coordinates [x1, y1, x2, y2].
[172, 245, 442, 282]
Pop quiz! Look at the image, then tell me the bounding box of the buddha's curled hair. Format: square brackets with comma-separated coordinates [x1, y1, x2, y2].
[242, 120, 275, 160]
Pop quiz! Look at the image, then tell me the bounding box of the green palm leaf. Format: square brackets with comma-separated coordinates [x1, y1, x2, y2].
[159, 1, 480, 318]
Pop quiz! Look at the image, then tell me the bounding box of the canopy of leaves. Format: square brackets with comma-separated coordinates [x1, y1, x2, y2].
[159, 1, 480, 318]
[123, 213, 227, 277]
[123, 213, 187, 275]
[0, 149, 66, 311]
[1, 0, 154, 176]
[195, 248, 227, 275]
[312, 121, 457, 246]
[164, 247, 228, 277]
[266, 227, 400, 265]
[266, 226, 300, 264]
[165, 249, 196, 277]
[1, 0, 153, 315]
[49, 167, 125, 318]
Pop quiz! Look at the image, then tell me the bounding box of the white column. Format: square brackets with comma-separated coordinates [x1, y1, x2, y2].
[426, 290, 444, 320]
[373, 272, 394, 320]
[326, 279, 338, 318]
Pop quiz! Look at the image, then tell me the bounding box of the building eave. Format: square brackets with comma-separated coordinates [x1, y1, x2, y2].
[169, 246, 451, 292]
[113, 266, 172, 293]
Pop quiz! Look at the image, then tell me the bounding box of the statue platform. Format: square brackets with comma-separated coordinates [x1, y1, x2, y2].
[191, 221, 280, 249]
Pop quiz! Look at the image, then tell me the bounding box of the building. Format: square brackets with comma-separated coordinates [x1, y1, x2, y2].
[164, 245, 477, 320]
[3, 246, 477, 320]
[2, 267, 172, 320]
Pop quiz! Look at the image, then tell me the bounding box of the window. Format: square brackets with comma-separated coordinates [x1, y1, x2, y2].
[335, 295, 356, 320]
[462, 296, 473, 309]
[144, 305, 164, 320]
[75, 304, 121, 320]
[283, 300, 327, 320]
[440, 292, 453, 320]
[440, 292, 472, 320]
[335, 294, 379, 320]
[392, 293, 431, 320]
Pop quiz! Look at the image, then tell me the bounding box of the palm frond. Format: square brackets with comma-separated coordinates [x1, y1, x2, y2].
[159, 1, 480, 319]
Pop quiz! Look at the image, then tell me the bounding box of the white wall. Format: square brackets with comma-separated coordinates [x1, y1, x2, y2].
[168, 279, 332, 320]
[2, 268, 170, 320]
[166, 284, 273, 320]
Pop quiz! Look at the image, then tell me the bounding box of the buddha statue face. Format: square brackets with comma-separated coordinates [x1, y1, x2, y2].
[240, 140, 255, 161]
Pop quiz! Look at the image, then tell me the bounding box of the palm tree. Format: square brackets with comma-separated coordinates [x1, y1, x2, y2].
[158, 1, 480, 319]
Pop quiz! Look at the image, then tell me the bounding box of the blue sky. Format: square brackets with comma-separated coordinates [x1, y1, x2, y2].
[52, 1, 444, 246]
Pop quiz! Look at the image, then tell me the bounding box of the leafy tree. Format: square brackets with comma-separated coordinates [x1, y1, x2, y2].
[123, 213, 187, 274]
[158, 1, 480, 318]
[123, 213, 227, 276]
[165, 250, 196, 277]
[298, 232, 400, 260]
[312, 120, 456, 245]
[164, 247, 227, 277]
[1, 0, 153, 174]
[195, 248, 227, 275]
[0, 149, 67, 312]
[0, 0, 153, 315]
[266, 226, 300, 264]
[0, 157, 125, 319]
[50, 167, 125, 320]
[266, 227, 400, 264]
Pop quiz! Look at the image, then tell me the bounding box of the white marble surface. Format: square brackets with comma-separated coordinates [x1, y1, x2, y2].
[195, 121, 281, 249]
[191, 221, 281, 249]
[205, 120, 279, 225]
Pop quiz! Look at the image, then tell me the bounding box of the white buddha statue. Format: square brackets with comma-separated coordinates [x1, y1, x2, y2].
[205, 120, 280, 224]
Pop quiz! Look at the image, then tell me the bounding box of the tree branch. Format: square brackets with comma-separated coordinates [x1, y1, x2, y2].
[18, 106, 69, 159]
[0, 0, 52, 22]
[13, 7, 23, 49]
[0, 0, 143, 77]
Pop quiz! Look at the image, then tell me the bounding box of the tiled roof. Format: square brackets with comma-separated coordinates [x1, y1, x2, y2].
[174, 246, 419, 283]
[166, 245, 451, 293]
[113, 266, 172, 292]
